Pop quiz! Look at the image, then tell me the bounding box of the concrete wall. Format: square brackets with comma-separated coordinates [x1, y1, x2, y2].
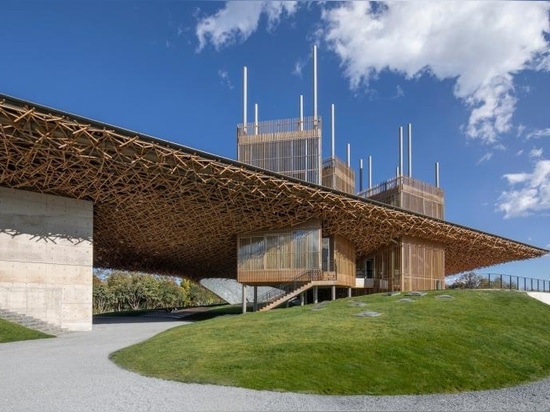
[0, 187, 93, 331]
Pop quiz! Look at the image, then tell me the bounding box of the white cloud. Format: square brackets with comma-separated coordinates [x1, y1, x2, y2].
[321, 1, 550, 144]
[527, 128, 550, 139]
[195, 1, 297, 51]
[476, 152, 493, 164]
[530, 148, 544, 159]
[218, 69, 233, 90]
[394, 85, 404, 99]
[293, 58, 306, 78]
[496, 160, 550, 218]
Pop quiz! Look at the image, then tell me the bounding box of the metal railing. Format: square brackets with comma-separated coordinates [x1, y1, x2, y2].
[237, 116, 321, 137]
[357, 175, 443, 198]
[449, 273, 550, 292]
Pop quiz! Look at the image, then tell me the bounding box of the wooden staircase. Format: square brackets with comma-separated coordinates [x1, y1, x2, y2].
[258, 281, 315, 312]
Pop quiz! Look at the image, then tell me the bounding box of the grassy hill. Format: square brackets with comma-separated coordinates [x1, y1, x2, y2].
[110, 289, 550, 395]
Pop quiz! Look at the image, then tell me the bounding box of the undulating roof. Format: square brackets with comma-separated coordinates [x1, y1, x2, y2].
[0, 94, 546, 279]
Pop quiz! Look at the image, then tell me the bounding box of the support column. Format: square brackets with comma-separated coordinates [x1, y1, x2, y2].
[348, 287, 352, 298]
[253, 286, 258, 312]
[300, 292, 305, 306]
[0, 187, 93, 331]
[331, 286, 336, 301]
[313, 286, 318, 304]
[242, 284, 247, 313]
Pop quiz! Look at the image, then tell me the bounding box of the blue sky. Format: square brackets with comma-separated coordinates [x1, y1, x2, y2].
[2, 1, 550, 281]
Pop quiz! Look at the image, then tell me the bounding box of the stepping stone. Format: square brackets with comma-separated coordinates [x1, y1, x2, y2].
[354, 311, 381, 317]
[406, 291, 427, 296]
[348, 302, 367, 307]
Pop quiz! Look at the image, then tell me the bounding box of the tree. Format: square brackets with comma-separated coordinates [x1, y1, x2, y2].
[92, 268, 223, 313]
[92, 275, 114, 314]
[449, 272, 483, 289]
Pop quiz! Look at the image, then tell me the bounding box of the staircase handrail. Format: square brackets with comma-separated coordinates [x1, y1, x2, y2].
[256, 269, 322, 306]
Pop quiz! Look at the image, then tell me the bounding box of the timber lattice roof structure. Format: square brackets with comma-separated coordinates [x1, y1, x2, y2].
[0, 94, 547, 279]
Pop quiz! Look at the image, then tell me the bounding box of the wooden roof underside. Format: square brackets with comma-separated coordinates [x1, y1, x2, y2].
[0, 95, 546, 279]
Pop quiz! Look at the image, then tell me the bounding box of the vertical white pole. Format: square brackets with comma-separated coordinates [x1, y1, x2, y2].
[399, 126, 403, 178]
[408, 123, 412, 177]
[243, 66, 247, 134]
[347, 143, 351, 168]
[299, 95, 304, 131]
[331, 104, 335, 158]
[313, 45, 318, 125]
[313, 45, 321, 184]
[435, 162, 440, 188]
[359, 158, 364, 192]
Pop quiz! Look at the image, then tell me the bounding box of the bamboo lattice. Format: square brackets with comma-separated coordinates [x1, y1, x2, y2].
[0, 94, 547, 280]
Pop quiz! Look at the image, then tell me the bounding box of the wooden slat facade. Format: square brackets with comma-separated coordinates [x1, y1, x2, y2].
[333, 234, 356, 287]
[322, 157, 356, 194]
[360, 176, 444, 219]
[237, 116, 322, 185]
[401, 236, 445, 291]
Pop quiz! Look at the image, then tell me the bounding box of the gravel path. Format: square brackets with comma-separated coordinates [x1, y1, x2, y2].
[1, 307, 550, 411]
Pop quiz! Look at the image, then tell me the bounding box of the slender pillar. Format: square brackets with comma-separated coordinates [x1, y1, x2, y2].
[347, 143, 351, 168]
[253, 286, 258, 312]
[313, 286, 318, 304]
[331, 103, 336, 188]
[435, 162, 440, 188]
[299, 95, 304, 131]
[399, 126, 403, 178]
[348, 287, 352, 298]
[331, 285, 336, 301]
[408, 123, 412, 177]
[313, 45, 318, 125]
[331, 104, 335, 158]
[359, 159, 363, 192]
[242, 284, 247, 313]
[300, 292, 305, 306]
[243, 66, 247, 134]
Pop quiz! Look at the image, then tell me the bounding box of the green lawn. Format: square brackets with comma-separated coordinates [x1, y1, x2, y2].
[0, 318, 53, 343]
[110, 289, 550, 395]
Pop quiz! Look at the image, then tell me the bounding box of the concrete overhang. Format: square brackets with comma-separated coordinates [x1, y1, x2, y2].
[0, 93, 547, 279]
